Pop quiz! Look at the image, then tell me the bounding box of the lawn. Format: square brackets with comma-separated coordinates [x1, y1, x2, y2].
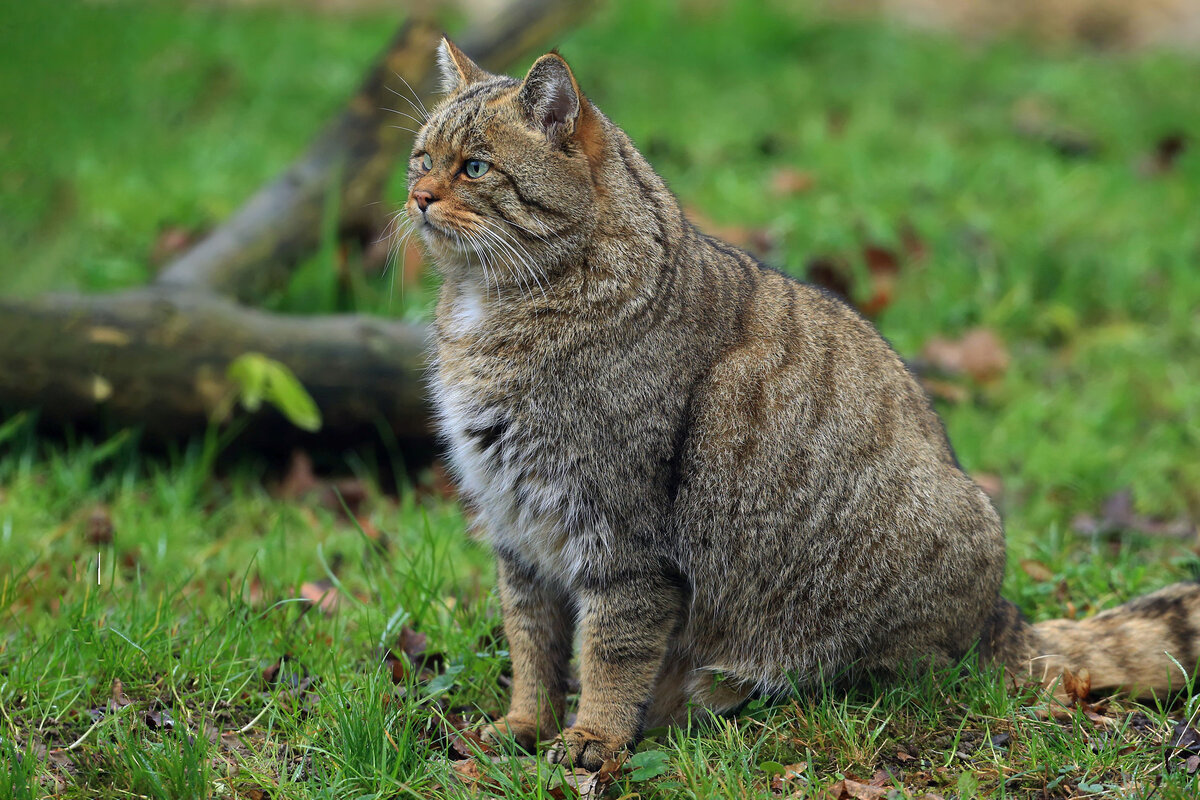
[1, 0, 1199, 798]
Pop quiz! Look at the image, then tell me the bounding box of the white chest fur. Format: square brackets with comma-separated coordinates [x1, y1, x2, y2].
[431, 336, 608, 588]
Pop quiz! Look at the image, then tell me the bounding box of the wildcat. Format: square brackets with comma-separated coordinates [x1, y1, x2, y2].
[405, 38, 1200, 770]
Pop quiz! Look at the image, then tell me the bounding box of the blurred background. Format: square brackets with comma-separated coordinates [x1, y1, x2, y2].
[0, 2, 1198, 794]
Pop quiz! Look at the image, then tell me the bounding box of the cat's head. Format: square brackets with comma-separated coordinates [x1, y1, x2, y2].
[405, 38, 604, 287]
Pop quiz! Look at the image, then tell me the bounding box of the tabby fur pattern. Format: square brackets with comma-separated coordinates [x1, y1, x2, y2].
[404, 38, 1200, 770]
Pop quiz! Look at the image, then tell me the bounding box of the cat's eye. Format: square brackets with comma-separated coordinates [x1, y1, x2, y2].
[420, 153, 433, 171]
[464, 159, 490, 179]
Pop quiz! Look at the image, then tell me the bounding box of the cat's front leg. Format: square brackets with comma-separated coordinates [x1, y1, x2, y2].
[482, 553, 574, 752]
[546, 566, 687, 770]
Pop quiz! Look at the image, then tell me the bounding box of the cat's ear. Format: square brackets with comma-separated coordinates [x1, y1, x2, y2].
[436, 37, 489, 94]
[518, 52, 583, 145]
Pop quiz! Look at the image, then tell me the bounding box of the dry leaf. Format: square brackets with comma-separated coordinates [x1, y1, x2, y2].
[85, 505, 114, 545]
[922, 328, 1010, 383]
[919, 378, 969, 404]
[1138, 132, 1188, 176]
[1071, 487, 1194, 540]
[299, 581, 340, 615]
[1019, 559, 1054, 583]
[686, 206, 776, 255]
[860, 245, 901, 316]
[972, 473, 1004, 503]
[1167, 719, 1200, 773]
[110, 679, 131, 710]
[452, 758, 498, 793]
[770, 167, 816, 196]
[824, 778, 889, 800]
[806, 256, 854, 303]
[770, 762, 808, 793]
[278, 450, 320, 500]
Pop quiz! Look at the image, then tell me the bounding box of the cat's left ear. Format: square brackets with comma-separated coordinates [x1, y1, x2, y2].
[436, 37, 489, 94]
[518, 51, 584, 145]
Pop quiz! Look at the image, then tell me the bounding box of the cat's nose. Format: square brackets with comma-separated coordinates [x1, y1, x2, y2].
[413, 190, 436, 212]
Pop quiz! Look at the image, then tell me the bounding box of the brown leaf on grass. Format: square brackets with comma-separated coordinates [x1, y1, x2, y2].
[823, 778, 889, 800]
[1138, 132, 1188, 176]
[572, 754, 627, 799]
[921, 328, 1010, 383]
[919, 378, 969, 405]
[144, 707, 174, 731]
[325, 477, 369, 517]
[1019, 559, 1054, 583]
[298, 580, 340, 615]
[686, 207, 776, 256]
[398, 625, 427, 660]
[447, 726, 490, 760]
[85, 505, 114, 545]
[383, 625, 447, 685]
[972, 473, 1004, 503]
[770, 167, 816, 197]
[900, 224, 928, 264]
[278, 450, 320, 499]
[769, 762, 808, 793]
[806, 256, 855, 303]
[1071, 488, 1195, 540]
[1167, 719, 1200, 774]
[276, 450, 371, 519]
[110, 679, 132, 710]
[452, 757, 502, 793]
[859, 245, 901, 316]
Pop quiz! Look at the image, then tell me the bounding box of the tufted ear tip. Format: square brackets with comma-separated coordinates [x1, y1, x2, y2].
[436, 36, 490, 94]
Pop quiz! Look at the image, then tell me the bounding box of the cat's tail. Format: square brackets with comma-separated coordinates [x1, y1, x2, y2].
[981, 582, 1200, 699]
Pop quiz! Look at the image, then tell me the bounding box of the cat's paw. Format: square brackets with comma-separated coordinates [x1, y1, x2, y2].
[479, 715, 545, 752]
[545, 726, 628, 771]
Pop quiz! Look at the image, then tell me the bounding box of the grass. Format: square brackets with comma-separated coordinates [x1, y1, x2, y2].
[2, 0, 1200, 797]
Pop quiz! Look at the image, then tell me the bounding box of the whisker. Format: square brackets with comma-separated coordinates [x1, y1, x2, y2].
[380, 106, 427, 128]
[477, 218, 551, 296]
[387, 124, 423, 136]
[484, 220, 547, 297]
[474, 220, 547, 300]
[393, 73, 430, 120]
[472, 223, 528, 299]
[386, 78, 429, 122]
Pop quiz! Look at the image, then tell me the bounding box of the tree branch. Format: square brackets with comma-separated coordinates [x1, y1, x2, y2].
[155, 0, 593, 303]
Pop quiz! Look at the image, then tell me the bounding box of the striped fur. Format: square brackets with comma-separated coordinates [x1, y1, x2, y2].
[406, 39, 1200, 769]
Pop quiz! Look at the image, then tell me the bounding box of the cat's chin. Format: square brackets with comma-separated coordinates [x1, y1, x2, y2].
[420, 223, 468, 256]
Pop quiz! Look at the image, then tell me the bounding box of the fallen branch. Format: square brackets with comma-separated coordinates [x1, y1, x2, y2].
[0, 0, 594, 453]
[156, 0, 593, 303]
[0, 289, 430, 444]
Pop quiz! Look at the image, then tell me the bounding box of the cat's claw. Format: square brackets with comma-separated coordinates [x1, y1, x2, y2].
[545, 727, 627, 771]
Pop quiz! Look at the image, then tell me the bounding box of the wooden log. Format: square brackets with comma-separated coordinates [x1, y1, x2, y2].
[155, 0, 593, 303]
[0, 289, 430, 445]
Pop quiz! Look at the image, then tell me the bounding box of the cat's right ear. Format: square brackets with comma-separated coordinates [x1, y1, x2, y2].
[436, 37, 489, 94]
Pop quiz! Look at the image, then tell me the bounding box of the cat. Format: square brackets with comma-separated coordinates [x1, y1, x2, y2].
[406, 37, 1200, 770]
